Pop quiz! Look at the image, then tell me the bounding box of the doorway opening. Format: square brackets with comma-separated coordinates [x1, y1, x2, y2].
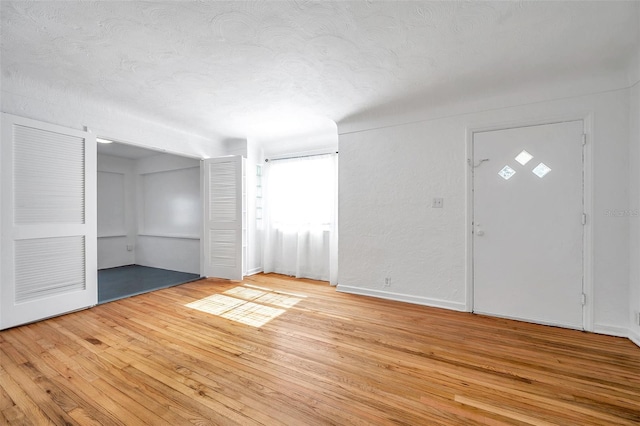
[97, 141, 202, 303]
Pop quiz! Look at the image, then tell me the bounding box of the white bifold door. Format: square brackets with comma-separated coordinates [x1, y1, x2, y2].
[473, 120, 585, 329]
[1, 113, 97, 330]
[202, 156, 245, 281]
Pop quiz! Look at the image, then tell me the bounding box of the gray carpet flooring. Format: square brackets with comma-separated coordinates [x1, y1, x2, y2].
[98, 265, 201, 304]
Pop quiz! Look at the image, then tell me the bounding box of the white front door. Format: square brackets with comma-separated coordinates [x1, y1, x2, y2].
[472, 120, 584, 329]
[1, 114, 97, 329]
[202, 156, 245, 281]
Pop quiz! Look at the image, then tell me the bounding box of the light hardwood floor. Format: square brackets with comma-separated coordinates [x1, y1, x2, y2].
[1, 274, 639, 425]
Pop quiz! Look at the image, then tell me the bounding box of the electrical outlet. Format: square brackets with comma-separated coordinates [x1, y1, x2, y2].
[432, 197, 444, 208]
[384, 277, 391, 287]
[126, 245, 134, 252]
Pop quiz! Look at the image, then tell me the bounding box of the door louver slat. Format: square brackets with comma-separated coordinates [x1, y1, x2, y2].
[15, 236, 86, 303]
[209, 162, 236, 222]
[14, 125, 85, 224]
[209, 230, 236, 267]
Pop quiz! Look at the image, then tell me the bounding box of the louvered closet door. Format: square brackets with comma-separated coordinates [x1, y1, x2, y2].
[202, 156, 244, 281]
[1, 113, 97, 329]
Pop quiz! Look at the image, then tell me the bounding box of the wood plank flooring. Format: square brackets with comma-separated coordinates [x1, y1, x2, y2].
[1, 273, 639, 425]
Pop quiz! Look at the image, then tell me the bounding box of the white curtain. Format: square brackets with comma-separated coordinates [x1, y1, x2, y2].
[262, 154, 338, 285]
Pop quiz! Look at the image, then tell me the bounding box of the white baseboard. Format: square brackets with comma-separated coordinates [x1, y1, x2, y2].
[593, 323, 628, 338]
[628, 328, 640, 348]
[246, 267, 263, 276]
[336, 285, 466, 312]
[335, 286, 640, 348]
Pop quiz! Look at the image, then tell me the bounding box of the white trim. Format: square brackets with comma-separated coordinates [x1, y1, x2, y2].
[96, 135, 202, 160]
[581, 114, 595, 332]
[464, 128, 474, 312]
[592, 324, 628, 338]
[138, 233, 200, 240]
[265, 148, 337, 162]
[97, 234, 127, 238]
[336, 285, 467, 312]
[473, 310, 583, 331]
[137, 164, 200, 176]
[0, 113, 2, 326]
[467, 114, 592, 136]
[246, 267, 263, 276]
[629, 329, 640, 348]
[466, 113, 594, 331]
[200, 161, 205, 278]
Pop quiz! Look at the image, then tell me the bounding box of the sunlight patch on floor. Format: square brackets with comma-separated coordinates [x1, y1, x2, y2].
[185, 284, 305, 327]
[224, 286, 304, 308]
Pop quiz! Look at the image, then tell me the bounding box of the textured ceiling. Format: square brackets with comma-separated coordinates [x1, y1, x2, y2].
[1, 1, 638, 145]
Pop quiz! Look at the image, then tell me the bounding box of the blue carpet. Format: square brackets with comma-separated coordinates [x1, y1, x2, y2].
[98, 265, 201, 304]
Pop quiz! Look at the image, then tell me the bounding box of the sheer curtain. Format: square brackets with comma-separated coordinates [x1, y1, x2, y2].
[262, 154, 338, 285]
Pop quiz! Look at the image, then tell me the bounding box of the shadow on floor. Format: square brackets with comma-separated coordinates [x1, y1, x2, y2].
[98, 265, 201, 304]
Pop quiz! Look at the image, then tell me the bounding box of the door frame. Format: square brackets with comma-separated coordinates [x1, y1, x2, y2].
[465, 113, 594, 331]
[95, 137, 203, 283]
[94, 139, 247, 283]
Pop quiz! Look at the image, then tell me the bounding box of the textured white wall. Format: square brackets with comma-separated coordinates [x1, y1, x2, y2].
[97, 154, 136, 269]
[261, 131, 338, 160]
[338, 88, 631, 335]
[339, 119, 466, 310]
[339, 69, 629, 136]
[1, 74, 224, 159]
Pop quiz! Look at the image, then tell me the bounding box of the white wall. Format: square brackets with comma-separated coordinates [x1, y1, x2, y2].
[223, 138, 248, 158]
[139, 167, 200, 235]
[97, 152, 201, 274]
[135, 154, 201, 274]
[338, 87, 631, 336]
[97, 154, 136, 269]
[136, 236, 200, 274]
[1, 74, 224, 159]
[261, 131, 338, 160]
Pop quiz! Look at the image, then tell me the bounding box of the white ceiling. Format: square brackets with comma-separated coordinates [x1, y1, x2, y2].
[1, 1, 638, 145]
